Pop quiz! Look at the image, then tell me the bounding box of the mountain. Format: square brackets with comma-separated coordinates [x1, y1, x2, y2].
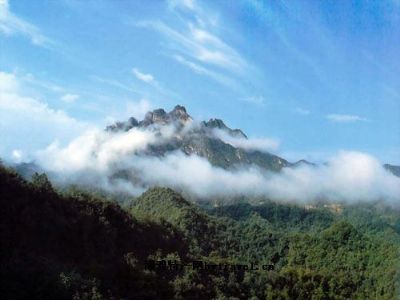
[105, 105, 400, 176]
[106, 105, 289, 171]
[10, 105, 400, 182]
[1, 163, 399, 299]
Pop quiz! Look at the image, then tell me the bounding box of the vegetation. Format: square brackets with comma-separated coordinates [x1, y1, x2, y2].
[1, 164, 399, 299]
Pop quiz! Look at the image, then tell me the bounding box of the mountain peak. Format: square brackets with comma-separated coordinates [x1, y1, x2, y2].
[139, 105, 192, 126]
[169, 105, 191, 122]
[172, 104, 187, 113]
[105, 116, 139, 132]
[142, 108, 168, 125]
[205, 118, 227, 129]
[204, 118, 247, 139]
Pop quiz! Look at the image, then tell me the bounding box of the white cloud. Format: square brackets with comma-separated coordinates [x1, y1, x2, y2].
[213, 128, 280, 152]
[35, 122, 400, 203]
[61, 93, 80, 103]
[0, 71, 89, 161]
[137, 18, 247, 73]
[1, 75, 392, 204]
[37, 128, 157, 174]
[11, 149, 23, 162]
[327, 114, 367, 123]
[0, 71, 19, 92]
[125, 99, 153, 120]
[132, 68, 155, 83]
[0, 0, 52, 46]
[264, 151, 400, 203]
[135, 0, 258, 96]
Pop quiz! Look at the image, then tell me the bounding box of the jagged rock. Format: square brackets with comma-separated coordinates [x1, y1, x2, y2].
[136, 105, 192, 127]
[141, 108, 168, 126]
[203, 118, 247, 138]
[104, 105, 289, 171]
[106, 117, 139, 132]
[168, 105, 191, 122]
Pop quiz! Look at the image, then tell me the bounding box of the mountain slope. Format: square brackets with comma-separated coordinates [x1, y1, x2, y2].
[0, 165, 188, 299]
[130, 187, 226, 256]
[1, 164, 399, 299]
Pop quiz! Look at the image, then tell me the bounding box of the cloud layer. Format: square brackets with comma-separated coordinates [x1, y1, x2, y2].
[34, 123, 400, 204]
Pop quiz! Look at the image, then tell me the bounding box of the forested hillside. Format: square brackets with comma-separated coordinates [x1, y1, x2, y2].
[1, 164, 399, 299]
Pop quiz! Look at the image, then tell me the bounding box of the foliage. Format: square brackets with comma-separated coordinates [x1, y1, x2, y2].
[1, 165, 399, 299]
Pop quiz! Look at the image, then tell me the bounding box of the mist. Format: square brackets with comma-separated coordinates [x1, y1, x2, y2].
[212, 128, 280, 152]
[32, 123, 400, 205]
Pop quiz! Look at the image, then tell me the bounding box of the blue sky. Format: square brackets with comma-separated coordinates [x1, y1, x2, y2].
[0, 0, 399, 164]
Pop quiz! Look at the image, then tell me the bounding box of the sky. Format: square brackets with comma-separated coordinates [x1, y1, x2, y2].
[0, 0, 399, 164]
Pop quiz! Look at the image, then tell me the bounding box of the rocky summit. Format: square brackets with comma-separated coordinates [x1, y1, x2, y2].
[106, 105, 289, 171]
[106, 105, 192, 132]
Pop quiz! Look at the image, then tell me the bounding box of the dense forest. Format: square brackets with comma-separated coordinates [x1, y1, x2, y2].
[1, 164, 399, 299]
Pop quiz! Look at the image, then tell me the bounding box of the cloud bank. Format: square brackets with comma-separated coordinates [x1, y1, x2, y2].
[35, 124, 400, 204]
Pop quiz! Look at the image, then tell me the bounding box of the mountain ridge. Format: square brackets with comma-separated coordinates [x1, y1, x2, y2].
[106, 105, 290, 171]
[104, 105, 400, 176]
[10, 105, 400, 181]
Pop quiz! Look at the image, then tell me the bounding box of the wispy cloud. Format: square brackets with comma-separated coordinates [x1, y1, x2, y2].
[132, 68, 155, 83]
[0, 0, 53, 47]
[90, 75, 142, 95]
[91, 74, 181, 106]
[61, 93, 79, 103]
[130, 0, 270, 106]
[0, 71, 89, 160]
[326, 114, 368, 123]
[242, 95, 265, 106]
[22, 73, 64, 93]
[125, 99, 153, 120]
[173, 54, 237, 88]
[168, 0, 196, 11]
[136, 0, 250, 77]
[137, 20, 247, 73]
[130, 67, 181, 101]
